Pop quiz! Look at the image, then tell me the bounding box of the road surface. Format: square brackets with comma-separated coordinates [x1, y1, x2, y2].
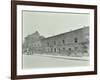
[23, 54, 89, 69]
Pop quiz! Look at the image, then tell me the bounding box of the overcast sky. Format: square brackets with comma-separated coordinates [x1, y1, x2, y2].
[23, 10, 90, 40]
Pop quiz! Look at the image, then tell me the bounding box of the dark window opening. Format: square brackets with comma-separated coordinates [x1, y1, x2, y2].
[62, 40, 65, 44]
[54, 48, 56, 52]
[69, 48, 71, 51]
[63, 48, 65, 50]
[47, 42, 49, 46]
[75, 37, 78, 43]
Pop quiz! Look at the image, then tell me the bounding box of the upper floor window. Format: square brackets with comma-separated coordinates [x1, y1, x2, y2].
[47, 42, 49, 46]
[62, 40, 65, 44]
[74, 37, 78, 43]
[54, 41, 56, 45]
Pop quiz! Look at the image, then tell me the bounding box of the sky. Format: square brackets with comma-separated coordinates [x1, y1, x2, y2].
[22, 10, 90, 40]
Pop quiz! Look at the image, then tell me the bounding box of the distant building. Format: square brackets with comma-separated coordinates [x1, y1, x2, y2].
[23, 27, 89, 57]
[22, 31, 44, 55]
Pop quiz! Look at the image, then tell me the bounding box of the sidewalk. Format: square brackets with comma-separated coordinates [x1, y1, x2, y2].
[35, 54, 89, 61]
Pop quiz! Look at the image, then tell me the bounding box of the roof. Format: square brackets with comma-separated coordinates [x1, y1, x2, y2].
[42, 27, 89, 40]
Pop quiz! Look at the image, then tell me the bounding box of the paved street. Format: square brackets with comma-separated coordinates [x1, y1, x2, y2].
[23, 54, 89, 69]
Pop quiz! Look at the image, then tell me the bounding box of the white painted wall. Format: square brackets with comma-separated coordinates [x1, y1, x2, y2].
[0, 0, 99, 80]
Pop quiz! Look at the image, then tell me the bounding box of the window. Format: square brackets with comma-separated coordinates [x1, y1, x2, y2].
[54, 48, 56, 52]
[75, 37, 78, 43]
[63, 48, 65, 50]
[47, 42, 49, 46]
[62, 40, 65, 44]
[54, 41, 56, 45]
[69, 48, 71, 51]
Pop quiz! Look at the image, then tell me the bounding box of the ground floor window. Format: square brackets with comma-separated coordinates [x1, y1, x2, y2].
[54, 48, 56, 52]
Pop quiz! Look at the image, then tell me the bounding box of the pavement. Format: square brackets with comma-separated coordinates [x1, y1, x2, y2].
[23, 54, 89, 69]
[35, 53, 89, 61]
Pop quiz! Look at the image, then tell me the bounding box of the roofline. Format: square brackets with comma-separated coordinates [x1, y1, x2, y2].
[42, 27, 89, 40]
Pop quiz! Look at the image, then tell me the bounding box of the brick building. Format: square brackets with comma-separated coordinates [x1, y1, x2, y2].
[23, 27, 89, 57]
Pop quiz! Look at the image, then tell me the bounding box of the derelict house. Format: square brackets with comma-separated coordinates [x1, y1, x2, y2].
[23, 27, 89, 57]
